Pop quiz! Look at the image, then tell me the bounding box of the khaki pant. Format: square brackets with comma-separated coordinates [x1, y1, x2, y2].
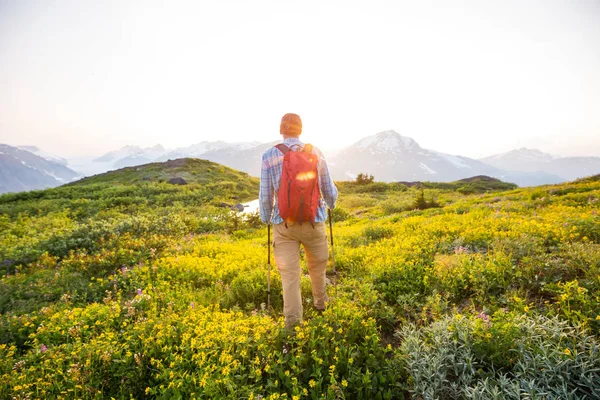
[273, 221, 329, 330]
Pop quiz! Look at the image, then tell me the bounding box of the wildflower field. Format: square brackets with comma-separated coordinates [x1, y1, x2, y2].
[1, 159, 599, 399]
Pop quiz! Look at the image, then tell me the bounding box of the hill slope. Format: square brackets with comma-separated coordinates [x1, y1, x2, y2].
[0, 169, 599, 398]
[0, 158, 259, 225]
[70, 157, 257, 187]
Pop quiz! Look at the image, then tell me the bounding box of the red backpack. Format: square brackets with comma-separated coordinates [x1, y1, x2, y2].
[275, 143, 320, 224]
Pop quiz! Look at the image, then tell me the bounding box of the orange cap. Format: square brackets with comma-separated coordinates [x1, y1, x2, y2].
[280, 113, 302, 137]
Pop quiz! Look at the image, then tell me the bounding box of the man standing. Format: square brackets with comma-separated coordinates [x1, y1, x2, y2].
[259, 113, 338, 330]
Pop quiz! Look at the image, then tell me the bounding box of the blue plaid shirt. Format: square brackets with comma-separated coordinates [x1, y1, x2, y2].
[260, 138, 338, 224]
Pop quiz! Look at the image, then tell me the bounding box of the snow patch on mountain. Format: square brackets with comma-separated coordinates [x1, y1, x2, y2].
[43, 170, 69, 182]
[18, 146, 69, 166]
[162, 141, 260, 159]
[432, 151, 472, 169]
[94, 145, 166, 163]
[355, 130, 419, 153]
[419, 163, 437, 174]
[1, 144, 80, 194]
[482, 148, 555, 163]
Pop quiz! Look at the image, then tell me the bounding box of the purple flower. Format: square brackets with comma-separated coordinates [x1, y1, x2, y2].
[190, 302, 195, 309]
[477, 311, 491, 324]
[40, 344, 48, 353]
[136, 289, 143, 296]
[454, 246, 468, 255]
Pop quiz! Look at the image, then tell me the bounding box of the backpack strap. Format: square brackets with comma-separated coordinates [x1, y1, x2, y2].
[303, 143, 313, 153]
[275, 144, 290, 155]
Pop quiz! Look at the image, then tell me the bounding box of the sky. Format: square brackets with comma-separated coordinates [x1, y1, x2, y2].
[0, 0, 599, 159]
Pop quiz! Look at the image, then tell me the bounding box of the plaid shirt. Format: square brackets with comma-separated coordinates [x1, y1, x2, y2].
[259, 137, 338, 224]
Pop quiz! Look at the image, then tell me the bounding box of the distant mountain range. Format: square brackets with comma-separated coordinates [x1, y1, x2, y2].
[328, 131, 571, 186]
[2, 131, 599, 194]
[480, 148, 600, 182]
[0, 144, 79, 194]
[60, 141, 269, 178]
[329, 130, 503, 182]
[75, 132, 597, 187]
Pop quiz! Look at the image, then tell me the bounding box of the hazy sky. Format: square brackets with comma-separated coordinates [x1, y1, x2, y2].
[1, 0, 599, 158]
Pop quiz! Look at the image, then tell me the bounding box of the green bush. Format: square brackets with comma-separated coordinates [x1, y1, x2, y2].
[222, 268, 283, 311]
[380, 198, 413, 214]
[330, 206, 350, 222]
[364, 226, 394, 242]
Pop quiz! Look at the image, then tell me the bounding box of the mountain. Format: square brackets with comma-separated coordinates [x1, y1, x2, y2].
[186, 141, 277, 178]
[154, 140, 268, 176]
[65, 144, 169, 177]
[0, 144, 80, 194]
[17, 145, 69, 166]
[157, 141, 260, 162]
[481, 148, 600, 182]
[546, 157, 600, 181]
[328, 130, 503, 182]
[480, 148, 555, 173]
[94, 144, 166, 166]
[481, 148, 554, 170]
[64, 133, 598, 187]
[83, 142, 264, 177]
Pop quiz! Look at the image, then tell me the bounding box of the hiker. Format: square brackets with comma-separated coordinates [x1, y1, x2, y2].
[259, 113, 338, 330]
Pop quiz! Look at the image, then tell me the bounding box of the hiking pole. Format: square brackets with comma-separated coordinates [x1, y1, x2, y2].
[267, 224, 271, 311]
[328, 209, 337, 298]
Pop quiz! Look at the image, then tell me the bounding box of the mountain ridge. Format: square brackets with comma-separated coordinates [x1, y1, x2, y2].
[6, 131, 599, 193]
[0, 144, 80, 194]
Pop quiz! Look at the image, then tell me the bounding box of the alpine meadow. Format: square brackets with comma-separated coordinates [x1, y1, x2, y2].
[1, 159, 600, 399]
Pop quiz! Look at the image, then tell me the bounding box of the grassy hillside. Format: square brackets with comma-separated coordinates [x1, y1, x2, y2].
[69, 158, 255, 187]
[0, 168, 599, 399]
[0, 157, 260, 298]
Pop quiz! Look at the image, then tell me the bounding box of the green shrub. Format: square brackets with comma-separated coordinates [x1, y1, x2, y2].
[340, 195, 378, 209]
[374, 264, 430, 306]
[352, 182, 389, 193]
[380, 198, 413, 214]
[364, 226, 394, 242]
[222, 268, 283, 311]
[330, 206, 350, 222]
[412, 189, 440, 210]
